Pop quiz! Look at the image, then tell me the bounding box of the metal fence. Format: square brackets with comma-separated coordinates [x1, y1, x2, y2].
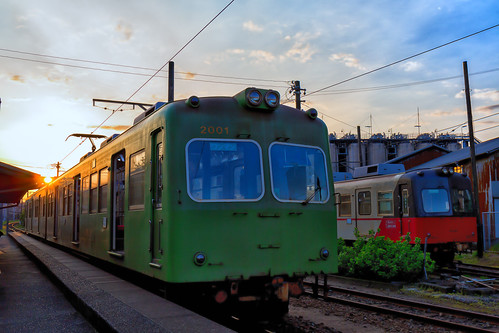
[482, 211, 498, 250]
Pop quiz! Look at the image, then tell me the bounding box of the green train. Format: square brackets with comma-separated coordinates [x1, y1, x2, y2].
[22, 87, 337, 314]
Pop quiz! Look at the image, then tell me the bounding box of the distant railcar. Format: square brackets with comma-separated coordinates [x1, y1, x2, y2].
[335, 167, 477, 265]
[21, 87, 337, 315]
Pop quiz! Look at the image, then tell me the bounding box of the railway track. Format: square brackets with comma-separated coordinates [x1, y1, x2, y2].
[303, 278, 499, 333]
[452, 262, 499, 279]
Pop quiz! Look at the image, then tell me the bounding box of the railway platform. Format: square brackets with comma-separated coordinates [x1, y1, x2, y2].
[5, 231, 232, 332]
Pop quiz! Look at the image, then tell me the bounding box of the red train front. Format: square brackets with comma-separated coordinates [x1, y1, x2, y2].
[336, 166, 477, 265]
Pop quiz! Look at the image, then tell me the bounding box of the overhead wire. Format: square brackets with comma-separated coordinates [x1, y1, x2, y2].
[59, 0, 237, 163]
[307, 23, 499, 96]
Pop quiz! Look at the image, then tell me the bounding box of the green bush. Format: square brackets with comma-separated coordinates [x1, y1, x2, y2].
[338, 229, 435, 281]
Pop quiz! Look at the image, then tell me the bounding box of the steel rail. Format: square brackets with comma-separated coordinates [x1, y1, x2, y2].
[303, 281, 499, 333]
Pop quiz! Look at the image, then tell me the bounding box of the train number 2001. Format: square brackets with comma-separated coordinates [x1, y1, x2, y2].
[200, 126, 229, 135]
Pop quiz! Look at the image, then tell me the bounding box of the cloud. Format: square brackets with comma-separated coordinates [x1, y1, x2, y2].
[184, 72, 196, 80]
[455, 88, 499, 102]
[243, 21, 263, 32]
[116, 21, 133, 41]
[476, 104, 499, 113]
[329, 53, 366, 70]
[10, 75, 24, 83]
[249, 50, 275, 63]
[401, 61, 423, 72]
[286, 43, 316, 63]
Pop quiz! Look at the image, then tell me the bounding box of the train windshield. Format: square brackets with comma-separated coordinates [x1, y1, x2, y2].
[186, 139, 264, 201]
[451, 189, 473, 213]
[269, 143, 329, 203]
[421, 189, 450, 213]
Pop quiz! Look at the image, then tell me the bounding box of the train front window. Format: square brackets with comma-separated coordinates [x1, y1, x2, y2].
[421, 189, 450, 213]
[269, 143, 329, 203]
[451, 189, 473, 213]
[186, 139, 263, 201]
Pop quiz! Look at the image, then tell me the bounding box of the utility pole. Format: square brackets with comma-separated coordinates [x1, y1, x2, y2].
[168, 61, 174, 102]
[463, 61, 483, 258]
[291, 80, 306, 110]
[56, 162, 61, 177]
[357, 126, 362, 168]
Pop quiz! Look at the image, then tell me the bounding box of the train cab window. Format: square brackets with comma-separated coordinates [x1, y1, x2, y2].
[129, 150, 146, 209]
[90, 172, 98, 214]
[358, 191, 371, 215]
[186, 139, 263, 201]
[339, 194, 352, 216]
[422, 189, 450, 213]
[99, 167, 108, 213]
[377, 191, 393, 216]
[82, 176, 89, 214]
[270, 143, 329, 203]
[451, 189, 473, 214]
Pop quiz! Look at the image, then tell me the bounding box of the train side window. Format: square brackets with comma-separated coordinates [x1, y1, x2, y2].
[358, 191, 371, 215]
[129, 149, 146, 210]
[99, 167, 108, 213]
[63, 186, 68, 215]
[377, 191, 393, 216]
[35, 196, 40, 218]
[42, 195, 46, 217]
[82, 176, 90, 214]
[68, 183, 73, 215]
[402, 189, 409, 215]
[90, 172, 98, 214]
[339, 194, 352, 216]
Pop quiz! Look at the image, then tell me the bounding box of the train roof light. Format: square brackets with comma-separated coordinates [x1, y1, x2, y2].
[235, 87, 280, 111]
[264, 90, 280, 108]
[306, 108, 318, 119]
[247, 89, 263, 106]
[186, 96, 200, 108]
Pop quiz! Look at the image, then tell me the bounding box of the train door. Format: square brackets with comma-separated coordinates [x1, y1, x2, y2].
[111, 151, 125, 253]
[398, 184, 409, 236]
[149, 130, 164, 268]
[73, 175, 81, 244]
[355, 189, 374, 236]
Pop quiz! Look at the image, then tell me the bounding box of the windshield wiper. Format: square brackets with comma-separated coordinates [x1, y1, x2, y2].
[302, 177, 321, 205]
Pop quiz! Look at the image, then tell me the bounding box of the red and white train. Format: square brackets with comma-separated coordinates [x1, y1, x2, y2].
[335, 165, 477, 265]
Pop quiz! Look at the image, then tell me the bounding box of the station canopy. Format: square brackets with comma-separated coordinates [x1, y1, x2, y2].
[0, 161, 43, 204]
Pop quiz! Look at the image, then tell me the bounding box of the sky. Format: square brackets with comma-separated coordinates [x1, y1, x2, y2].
[1, 0, 498, 177]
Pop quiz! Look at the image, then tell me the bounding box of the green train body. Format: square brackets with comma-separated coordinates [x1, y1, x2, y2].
[22, 88, 337, 310]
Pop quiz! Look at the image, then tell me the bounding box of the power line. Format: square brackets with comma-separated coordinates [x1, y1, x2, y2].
[436, 111, 499, 133]
[311, 68, 499, 96]
[475, 123, 499, 133]
[59, 0, 237, 163]
[308, 23, 499, 96]
[0, 54, 287, 88]
[0, 48, 287, 84]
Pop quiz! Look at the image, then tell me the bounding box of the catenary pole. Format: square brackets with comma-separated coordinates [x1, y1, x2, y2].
[463, 61, 483, 258]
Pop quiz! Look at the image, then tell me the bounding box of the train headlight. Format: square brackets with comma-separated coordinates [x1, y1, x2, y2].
[247, 89, 263, 106]
[319, 247, 330, 260]
[264, 90, 280, 108]
[193, 252, 207, 266]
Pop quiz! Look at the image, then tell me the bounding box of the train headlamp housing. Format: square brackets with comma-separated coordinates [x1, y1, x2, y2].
[438, 167, 455, 177]
[319, 247, 330, 260]
[193, 252, 207, 266]
[235, 87, 280, 111]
